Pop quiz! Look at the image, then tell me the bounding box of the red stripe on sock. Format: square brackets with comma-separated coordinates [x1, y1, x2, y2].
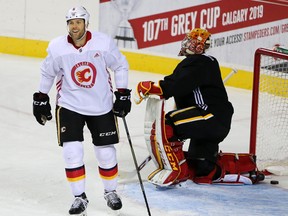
[65, 165, 85, 179]
[98, 164, 118, 180]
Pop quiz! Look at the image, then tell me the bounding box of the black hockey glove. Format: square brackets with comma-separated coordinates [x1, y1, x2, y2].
[33, 92, 52, 125]
[113, 89, 131, 117]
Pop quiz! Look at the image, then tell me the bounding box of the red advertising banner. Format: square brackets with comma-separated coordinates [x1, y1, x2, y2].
[125, 0, 287, 48]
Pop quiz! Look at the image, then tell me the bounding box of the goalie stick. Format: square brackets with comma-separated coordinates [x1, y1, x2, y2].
[118, 155, 152, 182]
[223, 68, 237, 83]
[121, 68, 238, 178]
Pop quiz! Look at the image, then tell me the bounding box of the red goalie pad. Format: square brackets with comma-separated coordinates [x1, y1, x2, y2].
[145, 97, 191, 186]
[192, 152, 265, 185]
[216, 152, 265, 184]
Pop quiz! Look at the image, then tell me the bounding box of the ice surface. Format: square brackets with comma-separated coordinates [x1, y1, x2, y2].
[0, 54, 287, 216]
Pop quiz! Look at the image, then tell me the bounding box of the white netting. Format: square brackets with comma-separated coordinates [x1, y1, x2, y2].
[255, 52, 288, 172]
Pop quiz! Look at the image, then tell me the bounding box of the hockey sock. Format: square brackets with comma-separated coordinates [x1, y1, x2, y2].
[65, 165, 86, 196]
[63, 141, 86, 196]
[94, 145, 118, 192]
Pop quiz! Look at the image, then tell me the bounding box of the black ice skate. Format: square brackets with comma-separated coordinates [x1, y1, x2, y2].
[104, 190, 122, 210]
[69, 193, 89, 215]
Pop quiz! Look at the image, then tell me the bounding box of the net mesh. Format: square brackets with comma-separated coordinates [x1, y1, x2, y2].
[255, 52, 288, 171]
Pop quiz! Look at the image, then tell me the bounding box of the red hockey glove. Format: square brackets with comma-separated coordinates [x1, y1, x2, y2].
[134, 81, 163, 104]
[33, 92, 52, 125]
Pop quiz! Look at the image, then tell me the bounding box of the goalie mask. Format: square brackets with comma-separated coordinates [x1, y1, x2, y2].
[178, 28, 211, 56]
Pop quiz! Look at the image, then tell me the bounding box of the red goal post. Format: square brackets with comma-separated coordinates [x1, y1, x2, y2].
[249, 48, 288, 173]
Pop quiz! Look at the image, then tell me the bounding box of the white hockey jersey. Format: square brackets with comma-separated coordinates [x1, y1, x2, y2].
[39, 31, 129, 116]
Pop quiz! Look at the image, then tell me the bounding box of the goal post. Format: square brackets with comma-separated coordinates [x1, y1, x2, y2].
[249, 48, 288, 173]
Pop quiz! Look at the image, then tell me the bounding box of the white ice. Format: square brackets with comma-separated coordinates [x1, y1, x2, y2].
[0, 54, 287, 216]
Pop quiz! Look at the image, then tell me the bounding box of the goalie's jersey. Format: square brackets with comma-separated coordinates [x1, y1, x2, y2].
[39, 31, 129, 116]
[160, 54, 234, 128]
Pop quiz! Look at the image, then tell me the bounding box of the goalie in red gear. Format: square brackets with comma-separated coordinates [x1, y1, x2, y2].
[135, 28, 234, 186]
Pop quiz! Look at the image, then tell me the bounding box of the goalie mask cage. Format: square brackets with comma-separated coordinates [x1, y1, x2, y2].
[250, 48, 288, 171]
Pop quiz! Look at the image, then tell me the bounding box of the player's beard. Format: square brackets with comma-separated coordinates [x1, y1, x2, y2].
[69, 29, 86, 42]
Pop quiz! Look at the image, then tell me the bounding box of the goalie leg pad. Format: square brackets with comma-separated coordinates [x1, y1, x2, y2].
[215, 152, 265, 184]
[146, 100, 191, 186]
[192, 164, 220, 184]
[191, 152, 265, 185]
[148, 141, 191, 186]
[169, 141, 191, 184]
[144, 98, 164, 170]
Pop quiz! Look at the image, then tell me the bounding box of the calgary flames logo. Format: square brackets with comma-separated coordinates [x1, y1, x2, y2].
[76, 68, 91, 83]
[71, 62, 97, 88]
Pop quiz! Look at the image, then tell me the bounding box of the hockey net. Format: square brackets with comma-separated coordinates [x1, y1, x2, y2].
[250, 48, 288, 175]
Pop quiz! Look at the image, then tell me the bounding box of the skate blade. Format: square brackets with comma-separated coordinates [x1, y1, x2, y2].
[115, 210, 121, 216]
[107, 209, 121, 216]
[68, 210, 87, 216]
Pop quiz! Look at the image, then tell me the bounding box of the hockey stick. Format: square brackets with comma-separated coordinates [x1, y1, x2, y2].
[119, 68, 239, 179]
[118, 155, 152, 182]
[138, 155, 152, 171]
[122, 116, 152, 216]
[223, 68, 238, 83]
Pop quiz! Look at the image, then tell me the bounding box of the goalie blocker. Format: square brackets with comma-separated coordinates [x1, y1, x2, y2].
[144, 98, 264, 187]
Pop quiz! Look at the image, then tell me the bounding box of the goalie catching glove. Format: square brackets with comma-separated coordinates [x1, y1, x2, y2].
[134, 81, 163, 104]
[33, 92, 52, 125]
[113, 89, 131, 117]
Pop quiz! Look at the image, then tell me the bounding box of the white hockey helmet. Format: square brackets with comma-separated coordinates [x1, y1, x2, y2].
[66, 6, 90, 26]
[178, 28, 211, 56]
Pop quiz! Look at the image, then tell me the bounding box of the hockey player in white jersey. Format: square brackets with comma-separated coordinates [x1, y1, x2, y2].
[32, 6, 131, 215]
